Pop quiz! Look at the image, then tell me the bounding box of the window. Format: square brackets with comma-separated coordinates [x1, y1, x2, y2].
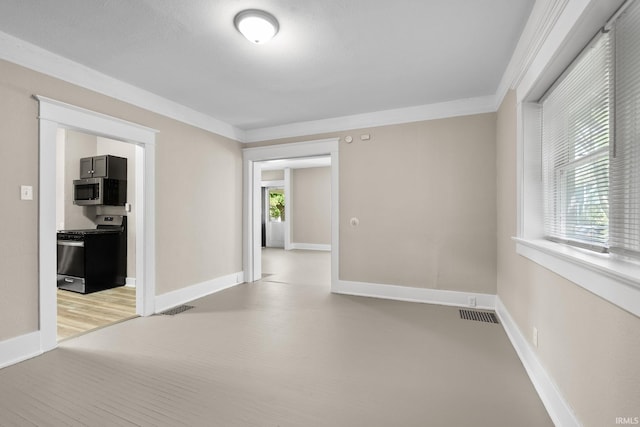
[541, 32, 611, 252]
[269, 188, 285, 222]
[539, 0, 640, 260]
[516, 0, 640, 316]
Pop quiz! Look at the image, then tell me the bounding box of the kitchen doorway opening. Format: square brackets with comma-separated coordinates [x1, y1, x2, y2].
[37, 96, 157, 352]
[55, 129, 138, 341]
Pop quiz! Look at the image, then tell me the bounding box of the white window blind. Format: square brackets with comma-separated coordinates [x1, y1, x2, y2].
[541, 32, 612, 251]
[611, 0, 640, 258]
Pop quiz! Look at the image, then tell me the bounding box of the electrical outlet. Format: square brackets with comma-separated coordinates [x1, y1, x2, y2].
[468, 296, 477, 307]
[533, 327, 539, 348]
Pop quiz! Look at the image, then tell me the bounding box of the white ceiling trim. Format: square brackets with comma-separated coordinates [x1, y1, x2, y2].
[494, 0, 573, 108]
[517, 0, 602, 102]
[0, 29, 503, 144]
[0, 30, 245, 141]
[243, 95, 498, 143]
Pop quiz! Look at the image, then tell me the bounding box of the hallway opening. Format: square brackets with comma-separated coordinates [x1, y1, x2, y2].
[242, 138, 339, 286]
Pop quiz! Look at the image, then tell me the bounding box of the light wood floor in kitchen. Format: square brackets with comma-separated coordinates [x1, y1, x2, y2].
[57, 286, 137, 340]
[1, 249, 552, 426]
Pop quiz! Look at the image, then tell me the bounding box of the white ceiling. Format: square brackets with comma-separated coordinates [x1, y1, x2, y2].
[0, 0, 534, 133]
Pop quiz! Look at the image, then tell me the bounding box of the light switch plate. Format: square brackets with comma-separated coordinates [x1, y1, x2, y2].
[20, 185, 33, 200]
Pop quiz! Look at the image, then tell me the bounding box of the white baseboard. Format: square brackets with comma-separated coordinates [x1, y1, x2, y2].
[332, 280, 496, 309]
[290, 243, 331, 251]
[0, 331, 42, 370]
[125, 277, 136, 288]
[495, 296, 580, 427]
[154, 271, 244, 313]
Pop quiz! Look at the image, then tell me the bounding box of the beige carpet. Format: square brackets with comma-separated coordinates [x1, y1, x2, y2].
[0, 249, 552, 426]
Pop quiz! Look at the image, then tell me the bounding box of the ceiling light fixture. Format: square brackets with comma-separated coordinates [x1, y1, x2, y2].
[234, 9, 279, 44]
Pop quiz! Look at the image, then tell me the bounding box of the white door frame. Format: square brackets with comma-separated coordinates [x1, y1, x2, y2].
[243, 138, 339, 285]
[37, 96, 157, 352]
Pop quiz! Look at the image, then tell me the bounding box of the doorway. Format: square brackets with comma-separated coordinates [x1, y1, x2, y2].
[55, 129, 138, 341]
[37, 96, 157, 352]
[242, 138, 340, 287]
[264, 186, 285, 248]
[258, 158, 333, 287]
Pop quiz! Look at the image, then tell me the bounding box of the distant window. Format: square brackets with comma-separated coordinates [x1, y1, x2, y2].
[269, 189, 285, 222]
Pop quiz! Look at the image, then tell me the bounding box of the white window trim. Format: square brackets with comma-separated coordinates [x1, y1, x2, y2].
[514, 0, 640, 318]
[517, 105, 640, 316]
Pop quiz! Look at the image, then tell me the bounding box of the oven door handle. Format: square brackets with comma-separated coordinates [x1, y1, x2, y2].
[57, 240, 84, 247]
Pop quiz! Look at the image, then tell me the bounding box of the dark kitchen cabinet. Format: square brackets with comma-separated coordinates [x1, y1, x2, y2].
[80, 155, 127, 180]
[79, 157, 93, 179]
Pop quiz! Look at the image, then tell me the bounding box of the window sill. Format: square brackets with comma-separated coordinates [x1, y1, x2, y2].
[513, 237, 640, 317]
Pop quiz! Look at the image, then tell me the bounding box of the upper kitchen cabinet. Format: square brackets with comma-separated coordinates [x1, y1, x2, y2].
[80, 155, 127, 180]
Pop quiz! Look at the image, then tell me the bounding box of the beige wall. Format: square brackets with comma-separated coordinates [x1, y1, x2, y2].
[292, 167, 331, 245]
[0, 59, 243, 342]
[62, 129, 98, 230]
[496, 90, 640, 426]
[261, 169, 284, 181]
[248, 113, 497, 293]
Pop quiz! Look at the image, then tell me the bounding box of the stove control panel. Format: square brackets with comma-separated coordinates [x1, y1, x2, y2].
[57, 233, 85, 241]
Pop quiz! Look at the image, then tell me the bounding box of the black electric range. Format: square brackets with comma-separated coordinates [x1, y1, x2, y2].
[57, 215, 127, 294]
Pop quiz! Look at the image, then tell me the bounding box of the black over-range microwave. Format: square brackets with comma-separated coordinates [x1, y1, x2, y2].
[73, 178, 126, 206]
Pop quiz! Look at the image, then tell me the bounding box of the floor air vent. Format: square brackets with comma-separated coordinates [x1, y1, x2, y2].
[459, 309, 499, 324]
[159, 305, 194, 316]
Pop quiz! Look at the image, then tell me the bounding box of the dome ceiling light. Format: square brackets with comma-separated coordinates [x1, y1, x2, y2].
[234, 9, 279, 44]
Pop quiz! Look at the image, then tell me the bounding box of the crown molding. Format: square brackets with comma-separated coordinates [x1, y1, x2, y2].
[1, 27, 497, 144]
[0, 30, 245, 141]
[2, 2, 576, 146]
[243, 95, 497, 143]
[494, 0, 570, 109]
